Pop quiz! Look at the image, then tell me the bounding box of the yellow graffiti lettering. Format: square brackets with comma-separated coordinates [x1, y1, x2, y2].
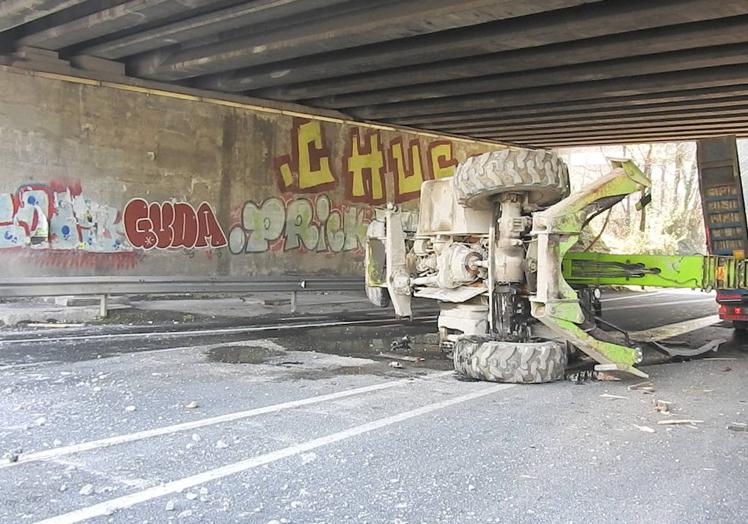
[346, 131, 385, 203]
[297, 120, 335, 190]
[279, 163, 294, 189]
[390, 139, 425, 202]
[429, 142, 457, 179]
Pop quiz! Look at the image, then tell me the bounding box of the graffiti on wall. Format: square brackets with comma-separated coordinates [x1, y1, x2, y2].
[228, 194, 369, 255]
[275, 119, 459, 204]
[0, 182, 130, 252]
[123, 199, 227, 250]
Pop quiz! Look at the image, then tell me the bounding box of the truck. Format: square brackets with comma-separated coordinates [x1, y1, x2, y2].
[364, 148, 748, 383]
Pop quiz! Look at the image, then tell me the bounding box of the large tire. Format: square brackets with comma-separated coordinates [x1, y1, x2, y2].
[453, 148, 570, 209]
[453, 338, 567, 383]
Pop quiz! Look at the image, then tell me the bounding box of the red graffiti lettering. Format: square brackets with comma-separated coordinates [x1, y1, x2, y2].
[123, 199, 227, 250]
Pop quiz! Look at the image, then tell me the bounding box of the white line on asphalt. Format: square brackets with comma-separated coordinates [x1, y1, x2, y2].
[35, 383, 511, 524]
[0, 361, 61, 371]
[629, 314, 721, 341]
[0, 316, 438, 345]
[600, 292, 658, 303]
[0, 370, 454, 471]
[604, 298, 715, 311]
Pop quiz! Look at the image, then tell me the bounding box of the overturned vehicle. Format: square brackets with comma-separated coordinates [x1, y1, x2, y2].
[364, 148, 748, 383]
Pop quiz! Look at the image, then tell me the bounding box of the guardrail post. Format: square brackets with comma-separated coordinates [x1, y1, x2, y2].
[99, 294, 108, 318]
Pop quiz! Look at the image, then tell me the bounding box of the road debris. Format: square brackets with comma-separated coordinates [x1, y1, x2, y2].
[3, 449, 21, 463]
[124, 405, 136, 412]
[600, 393, 628, 400]
[633, 424, 656, 433]
[390, 336, 412, 352]
[185, 401, 199, 409]
[215, 440, 229, 449]
[654, 400, 673, 413]
[628, 381, 655, 392]
[165, 500, 176, 511]
[79, 484, 94, 496]
[727, 422, 747, 432]
[657, 419, 703, 426]
[388, 361, 404, 369]
[379, 352, 425, 362]
[652, 338, 724, 358]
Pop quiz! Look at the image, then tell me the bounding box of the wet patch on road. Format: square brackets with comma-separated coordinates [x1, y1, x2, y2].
[272, 324, 452, 371]
[202, 324, 453, 380]
[207, 344, 286, 364]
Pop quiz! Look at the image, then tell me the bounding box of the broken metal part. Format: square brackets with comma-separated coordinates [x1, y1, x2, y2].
[650, 338, 725, 358]
[594, 316, 631, 347]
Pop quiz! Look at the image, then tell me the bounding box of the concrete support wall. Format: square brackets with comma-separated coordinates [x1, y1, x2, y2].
[0, 66, 505, 277]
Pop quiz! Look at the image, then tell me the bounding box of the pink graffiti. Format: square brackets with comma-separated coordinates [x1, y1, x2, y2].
[123, 199, 227, 250]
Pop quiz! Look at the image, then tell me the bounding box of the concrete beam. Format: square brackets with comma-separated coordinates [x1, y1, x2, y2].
[526, 129, 748, 148]
[0, 0, 88, 32]
[386, 86, 748, 127]
[440, 107, 748, 135]
[432, 99, 748, 131]
[78, 0, 351, 59]
[472, 116, 748, 141]
[352, 65, 748, 120]
[308, 43, 748, 109]
[255, 16, 748, 101]
[479, 121, 748, 146]
[16, 0, 231, 50]
[194, 0, 748, 92]
[133, 0, 596, 81]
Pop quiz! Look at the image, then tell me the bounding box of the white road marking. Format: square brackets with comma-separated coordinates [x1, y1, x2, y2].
[35, 383, 511, 524]
[600, 292, 658, 303]
[0, 316, 438, 345]
[629, 314, 721, 341]
[604, 298, 714, 312]
[0, 361, 61, 371]
[0, 370, 454, 471]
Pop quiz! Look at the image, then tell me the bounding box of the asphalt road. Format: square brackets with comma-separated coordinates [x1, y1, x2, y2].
[0, 290, 745, 523]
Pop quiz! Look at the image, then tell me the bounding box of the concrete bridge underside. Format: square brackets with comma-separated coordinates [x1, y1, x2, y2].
[2, 0, 748, 147]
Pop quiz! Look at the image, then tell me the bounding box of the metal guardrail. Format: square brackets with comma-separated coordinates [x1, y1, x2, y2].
[0, 276, 364, 297]
[0, 276, 365, 316]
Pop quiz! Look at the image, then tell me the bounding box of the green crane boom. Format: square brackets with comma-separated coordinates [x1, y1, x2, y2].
[563, 252, 748, 291]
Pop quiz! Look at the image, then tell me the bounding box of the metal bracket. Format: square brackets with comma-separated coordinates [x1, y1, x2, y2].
[530, 159, 652, 378]
[385, 209, 413, 318]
